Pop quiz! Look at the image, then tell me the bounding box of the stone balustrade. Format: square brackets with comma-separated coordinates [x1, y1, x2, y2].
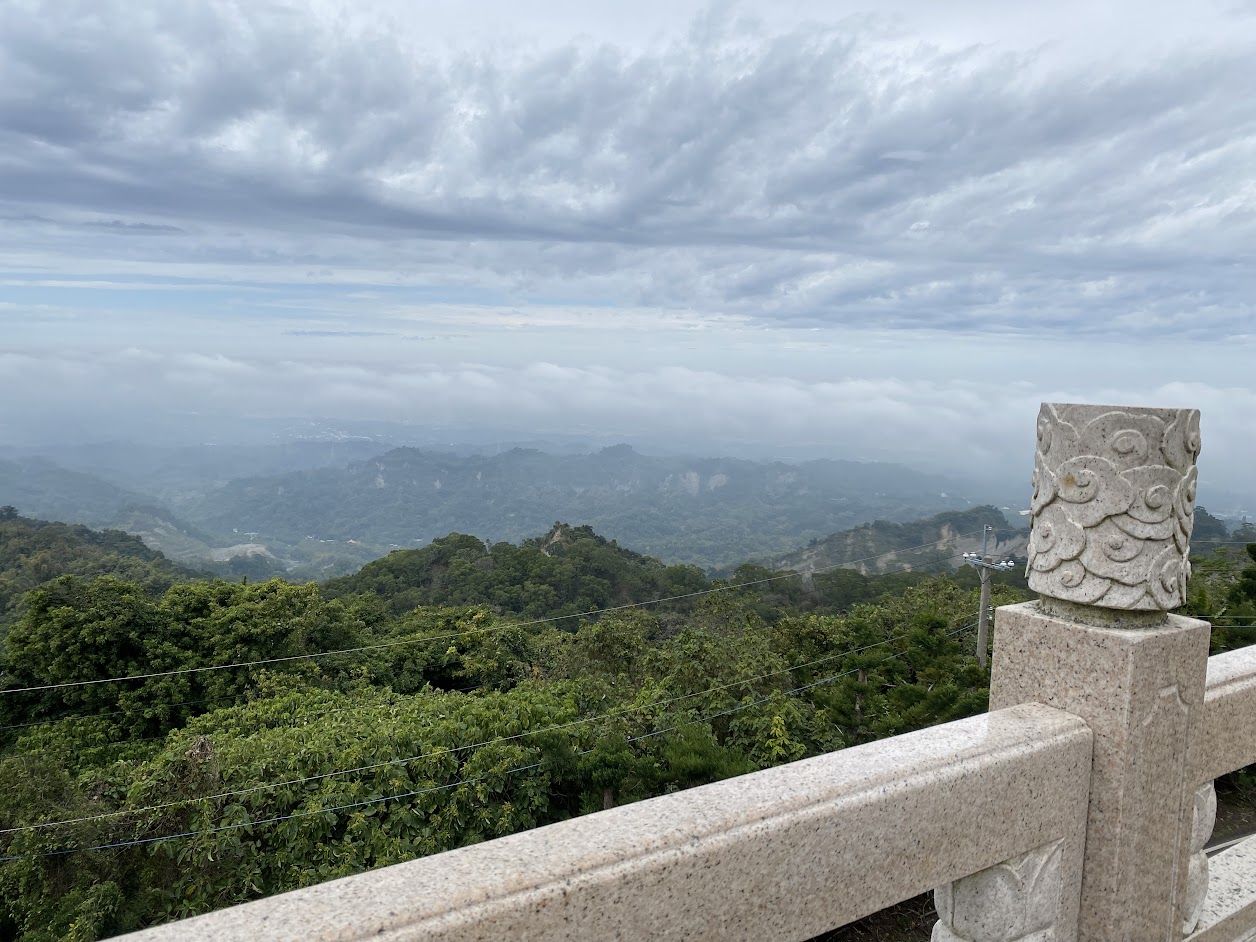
[117, 402, 1256, 942]
[1195, 645, 1256, 784]
[119, 703, 1093, 942]
[1185, 644, 1256, 942]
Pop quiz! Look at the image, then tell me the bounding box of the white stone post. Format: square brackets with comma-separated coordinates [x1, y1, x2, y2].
[937, 403, 1212, 942]
[933, 841, 1069, 942]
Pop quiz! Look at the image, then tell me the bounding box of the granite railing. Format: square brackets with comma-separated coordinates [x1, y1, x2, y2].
[119, 402, 1256, 942]
[122, 703, 1094, 942]
[1187, 644, 1256, 942]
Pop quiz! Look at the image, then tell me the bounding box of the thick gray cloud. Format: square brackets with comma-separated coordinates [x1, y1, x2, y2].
[2, 0, 1253, 332]
[0, 1, 1253, 504]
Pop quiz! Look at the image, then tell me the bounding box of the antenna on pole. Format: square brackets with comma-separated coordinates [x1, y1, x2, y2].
[961, 525, 1017, 668]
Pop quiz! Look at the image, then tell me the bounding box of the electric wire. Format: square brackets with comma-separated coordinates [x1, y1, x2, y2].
[2, 545, 981, 736]
[11, 606, 1250, 764]
[0, 762, 550, 861]
[0, 617, 978, 837]
[626, 624, 974, 745]
[2, 673, 516, 752]
[0, 518, 1250, 860]
[0, 534, 987, 698]
[0, 624, 973, 861]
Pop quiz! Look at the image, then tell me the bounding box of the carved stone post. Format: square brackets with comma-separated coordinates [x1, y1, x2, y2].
[1182, 782, 1216, 935]
[933, 841, 1067, 942]
[979, 403, 1211, 942]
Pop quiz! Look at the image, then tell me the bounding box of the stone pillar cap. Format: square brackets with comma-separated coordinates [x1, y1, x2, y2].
[1027, 402, 1200, 612]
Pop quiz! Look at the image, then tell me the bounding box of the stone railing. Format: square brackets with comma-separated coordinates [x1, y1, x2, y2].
[1187, 645, 1256, 942]
[123, 703, 1092, 942]
[119, 403, 1256, 942]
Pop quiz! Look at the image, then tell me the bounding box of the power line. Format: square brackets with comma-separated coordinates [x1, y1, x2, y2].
[2, 622, 969, 837]
[0, 625, 972, 862]
[5, 548, 976, 761]
[1, 690, 249, 733]
[2, 671, 506, 746]
[1, 542, 978, 731]
[0, 761, 549, 862]
[0, 534, 981, 698]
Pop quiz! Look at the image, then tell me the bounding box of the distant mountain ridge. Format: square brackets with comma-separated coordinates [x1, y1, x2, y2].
[0, 439, 392, 503]
[0, 457, 151, 528]
[174, 445, 977, 570]
[763, 506, 1029, 577]
[0, 444, 1037, 573]
[0, 510, 199, 629]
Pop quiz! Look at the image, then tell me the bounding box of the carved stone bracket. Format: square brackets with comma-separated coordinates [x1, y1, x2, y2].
[932, 841, 1064, 942]
[1028, 403, 1201, 611]
[1183, 781, 1217, 935]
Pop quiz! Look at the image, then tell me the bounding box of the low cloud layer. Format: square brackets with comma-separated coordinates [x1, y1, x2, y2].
[2, 346, 1253, 507]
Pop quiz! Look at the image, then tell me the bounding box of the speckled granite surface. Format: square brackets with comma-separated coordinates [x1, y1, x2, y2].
[1188, 837, 1256, 942]
[1197, 645, 1256, 783]
[117, 704, 1091, 942]
[990, 600, 1211, 942]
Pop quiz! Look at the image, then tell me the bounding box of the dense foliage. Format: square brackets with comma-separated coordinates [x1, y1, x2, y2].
[1185, 540, 1256, 653]
[1, 508, 1251, 941]
[322, 524, 709, 619]
[0, 510, 196, 633]
[0, 514, 1022, 940]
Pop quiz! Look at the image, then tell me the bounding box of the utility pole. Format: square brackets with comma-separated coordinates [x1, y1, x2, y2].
[962, 525, 1017, 668]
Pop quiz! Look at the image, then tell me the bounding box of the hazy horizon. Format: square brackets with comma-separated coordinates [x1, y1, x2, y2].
[3, 0, 1254, 498]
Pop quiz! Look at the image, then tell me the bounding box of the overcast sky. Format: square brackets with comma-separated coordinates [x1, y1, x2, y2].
[1, 0, 1254, 498]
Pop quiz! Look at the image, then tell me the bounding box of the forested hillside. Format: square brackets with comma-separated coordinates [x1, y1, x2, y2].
[0, 459, 151, 530]
[1183, 540, 1256, 651]
[0, 513, 1022, 940]
[0, 509, 197, 631]
[2, 510, 1253, 941]
[322, 523, 710, 618]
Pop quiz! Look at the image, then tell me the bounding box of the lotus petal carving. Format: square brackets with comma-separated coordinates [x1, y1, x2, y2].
[933, 841, 1063, 942]
[1183, 783, 1216, 934]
